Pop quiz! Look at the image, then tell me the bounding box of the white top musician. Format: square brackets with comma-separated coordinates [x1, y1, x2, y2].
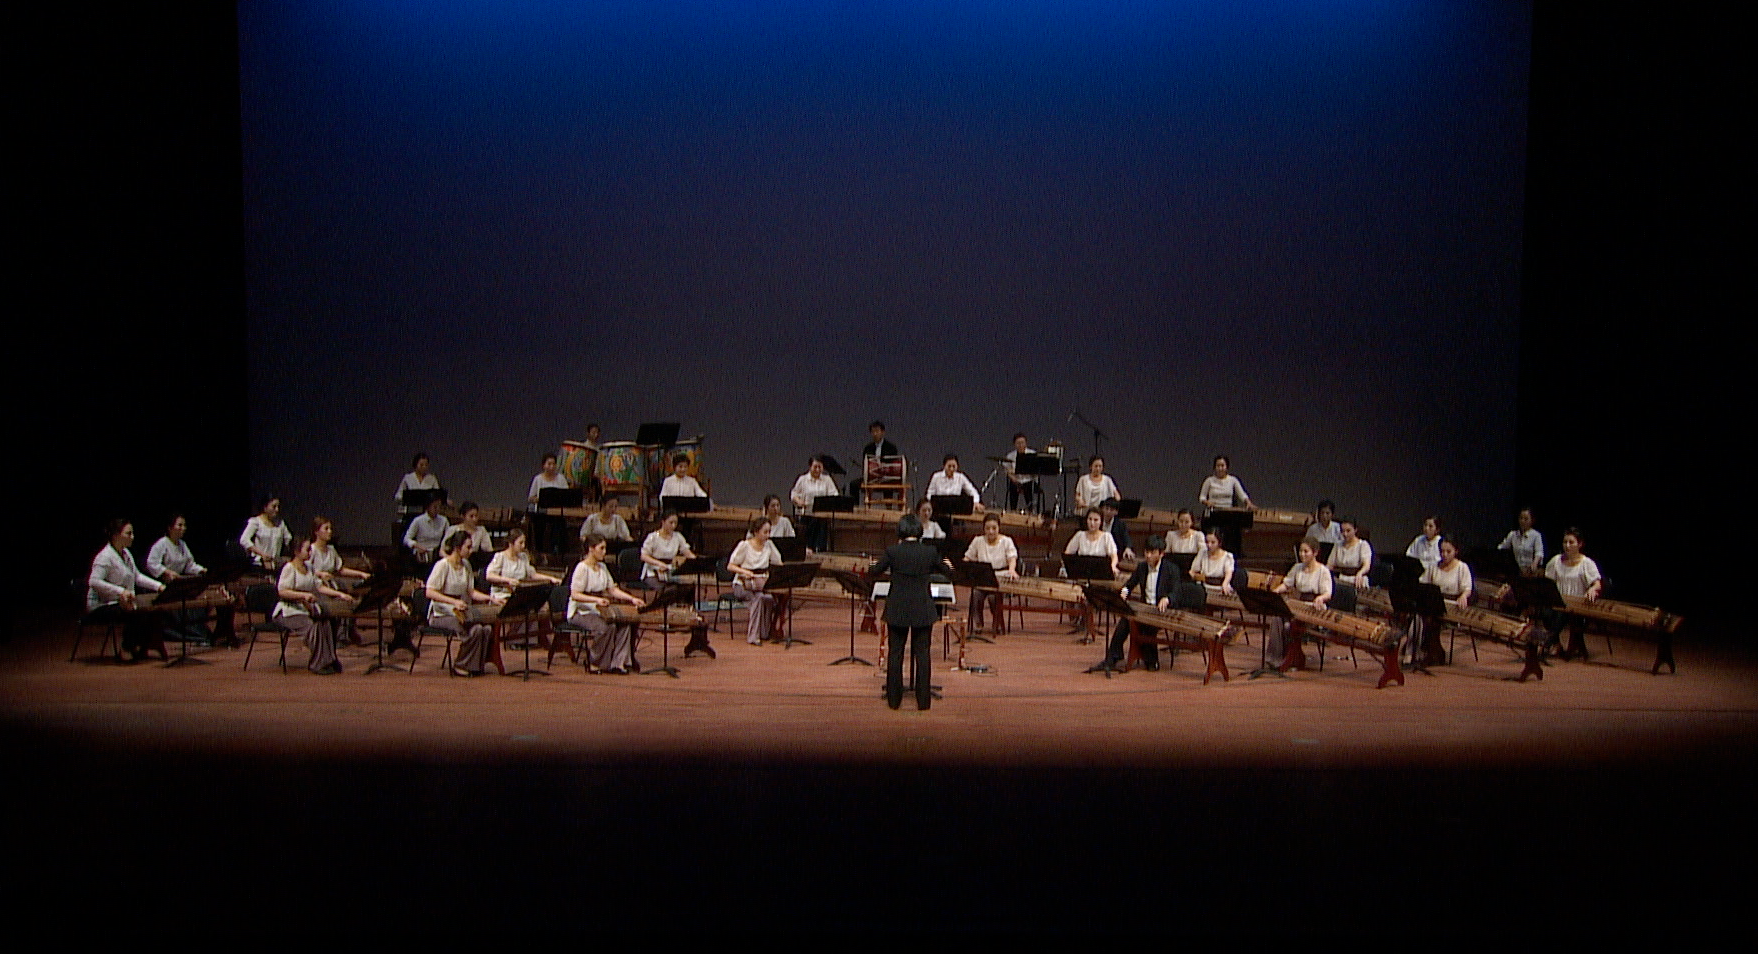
[1498, 508, 1545, 576]
[790, 458, 840, 514]
[761, 495, 796, 538]
[729, 517, 787, 645]
[86, 519, 165, 662]
[1003, 433, 1041, 512]
[1191, 531, 1236, 596]
[240, 496, 293, 568]
[1075, 456, 1120, 512]
[963, 513, 1020, 578]
[1544, 530, 1602, 600]
[395, 452, 441, 513]
[570, 533, 645, 674]
[402, 496, 450, 563]
[1064, 508, 1120, 577]
[425, 529, 504, 677]
[484, 528, 561, 600]
[1327, 519, 1373, 588]
[1165, 509, 1205, 555]
[914, 498, 947, 540]
[146, 514, 205, 580]
[659, 454, 707, 500]
[1406, 517, 1444, 572]
[639, 512, 697, 581]
[528, 452, 571, 507]
[925, 455, 983, 512]
[308, 517, 371, 583]
[1198, 455, 1253, 511]
[275, 537, 353, 674]
[1422, 538, 1473, 610]
[452, 502, 493, 555]
[1275, 540, 1334, 608]
[1304, 500, 1342, 547]
[581, 495, 632, 542]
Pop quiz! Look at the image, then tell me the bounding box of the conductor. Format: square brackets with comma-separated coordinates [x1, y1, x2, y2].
[872, 513, 949, 711]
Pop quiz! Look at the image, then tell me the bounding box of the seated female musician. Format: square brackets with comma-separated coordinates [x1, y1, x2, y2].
[276, 536, 355, 674]
[1064, 508, 1120, 578]
[86, 518, 166, 663]
[1075, 456, 1120, 513]
[1498, 508, 1545, 577]
[659, 454, 708, 501]
[1406, 516, 1444, 573]
[454, 502, 494, 561]
[570, 532, 646, 674]
[729, 517, 787, 646]
[1268, 540, 1333, 669]
[790, 457, 839, 551]
[1198, 455, 1254, 511]
[1304, 500, 1342, 548]
[1327, 518, 1374, 589]
[1422, 538, 1474, 611]
[639, 511, 697, 583]
[402, 496, 450, 565]
[1190, 530, 1236, 596]
[425, 529, 505, 677]
[581, 494, 633, 543]
[762, 495, 796, 539]
[1545, 528, 1603, 661]
[147, 513, 235, 647]
[240, 495, 293, 568]
[1165, 509, 1205, 556]
[308, 517, 370, 585]
[963, 511, 1019, 634]
[485, 528, 561, 598]
[528, 453, 571, 506]
[914, 497, 947, 540]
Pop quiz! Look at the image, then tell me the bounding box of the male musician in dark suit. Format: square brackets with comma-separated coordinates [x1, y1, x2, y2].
[1095, 535, 1177, 672]
[1100, 499, 1134, 561]
[872, 513, 949, 710]
[862, 420, 901, 462]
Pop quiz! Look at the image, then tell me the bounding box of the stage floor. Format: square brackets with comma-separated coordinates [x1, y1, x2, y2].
[7, 599, 1754, 934]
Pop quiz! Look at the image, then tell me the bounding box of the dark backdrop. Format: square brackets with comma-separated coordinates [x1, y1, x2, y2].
[23, 1, 1736, 632]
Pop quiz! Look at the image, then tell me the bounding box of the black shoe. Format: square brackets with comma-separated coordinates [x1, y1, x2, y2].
[1145, 660, 1161, 672]
[1085, 659, 1117, 674]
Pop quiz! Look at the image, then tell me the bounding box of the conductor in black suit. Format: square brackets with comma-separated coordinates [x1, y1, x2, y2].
[1096, 535, 1179, 672]
[872, 513, 950, 710]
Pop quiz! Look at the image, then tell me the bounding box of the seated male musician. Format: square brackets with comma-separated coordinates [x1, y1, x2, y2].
[852, 420, 903, 504]
[1093, 535, 1178, 673]
[1099, 498, 1135, 562]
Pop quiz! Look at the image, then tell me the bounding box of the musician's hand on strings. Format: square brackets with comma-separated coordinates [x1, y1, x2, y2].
[120, 592, 137, 610]
[1157, 597, 1170, 611]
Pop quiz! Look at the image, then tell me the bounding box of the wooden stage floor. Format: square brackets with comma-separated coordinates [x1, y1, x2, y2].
[6, 599, 1754, 935]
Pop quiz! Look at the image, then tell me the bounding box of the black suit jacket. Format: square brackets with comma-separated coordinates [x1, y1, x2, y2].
[873, 540, 945, 628]
[1105, 517, 1132, 556]
[862, 439, 902, 462]
[1121, 557, 1179, 608]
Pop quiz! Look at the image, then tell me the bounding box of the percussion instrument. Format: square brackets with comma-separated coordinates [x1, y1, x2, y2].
[1122, 599, 1235, 684]
[559, 440, 597, 488]
[1283, 599, 1404, 688]
[596, 441, 646, 488]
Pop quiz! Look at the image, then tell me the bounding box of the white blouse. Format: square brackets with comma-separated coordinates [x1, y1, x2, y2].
[581, 513, 632, 542]
[1545, 555, 1602, 598]
[1499, 529, 1545, 571]
[926, 471, 979, 500]
[1065, 531, 1118, 559]
[308, 542, 346, 578]
[87, 545, 163, 612]
[964, 535, 1018, 571]
[1422, 561, 1474, 600]
[790, 473, 840, 511]
[1165, 529, 1205, 555]
[1075, 474, 1119, 512]
[568, 560, 614, 618]
[1282, 563, 1334, 602]
[486, 549, 537, 599]
[403, 513, 450, 553]
[396, 472, 441, 511]
[1193, 550, 1236, 588]
[1199, 474, 1248, 509]
[729, 539, 784, 575]
[1304, 521, 1343, 547]
[240, 516, 292, 565]
[641, 530, 690, 578]
[275, 562, 319, 618]
[1406, 534, 1443, 571]
[528, 472, 571, 508]
[146, 537, 204, 579]
[659, 474, 707, 499]
[920, 519, 946, 540]
[768, 516, 796, 538]
[425, 558, 476, 622]
[1328, 539, 1374, 577]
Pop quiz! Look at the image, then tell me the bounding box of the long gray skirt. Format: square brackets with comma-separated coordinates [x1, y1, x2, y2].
[430, 614, 492, 673]
[281, 614, 338, 672]
[571, 612, 638, 672]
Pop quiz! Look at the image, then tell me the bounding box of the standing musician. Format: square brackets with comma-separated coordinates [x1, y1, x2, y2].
[148, 513, 234, 646]
[86, 518, 165, 663]
[582, 423, 603, 453]
[1304, 500, 1342, 548]
[1545, 528, 1602, 661]
[1191, 530, 1237, 596]
[762, 495, 796, 539]
[402, 495, 449, 565]
[528, 452, 571, 505]
[276, 536, 354, 674]
[790, 457, 840, 552]
[1094, 535, 1180, 673]
[914, 497, 947, 540]
[1099, 498, 1135, 562]
[926, 454, 981, 508]
[240, 495, 293, 569]
[527, 452, 572, 555]
[580, 494, 633, 543]
[1269, 540, 1332, 668]
[873, 513, 951, 711]
[425, 529, 504, 677]
[1075, 456, 1120, 513]
[1064, 508, 1119, 578]
[569, 532, 645, 674]
[1327, 518, 1373, 589]
[1498, 508, 1545, 576]
[639, 511, 697, 583]
[659, 454, 707, 501]
[728, 517, 787, 646]
[963, 511, 1019, 633]
[1197, 455, 1253, 512]
[1003, 433, 1041, 513]
[1165, 509, 1205, 556]
[1406, 516, 1444, 573]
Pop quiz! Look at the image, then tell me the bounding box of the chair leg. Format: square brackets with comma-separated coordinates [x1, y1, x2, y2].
[243, 629, 258, 670]
[279, 632, 289, 674]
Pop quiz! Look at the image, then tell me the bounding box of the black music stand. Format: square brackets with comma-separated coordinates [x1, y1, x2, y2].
[1165, 551, 1197, 577]
[1013, 453, 1060, 515]
[1062, 554, 1112, 582]
[1238, 588, 1295, 678]
[810, 493, 856, 551]
[661, 495, 711, 514]
[496, 583, 559, 680]
[151, 573, 226, 668]
[774, 537, 808, 563]
[758, 561, 821, 649]
[353, 578, 414, 675]
[634, 422, 681, 448]
[1114, 498, 1143, 520]
[1081, 584, 1137, 677]
[953, 561, 1001, 644]
[667, 554, 720, 614]
[537, 487, 583, 510]
[1202, 507, 1253, 555]
[638, 583, 695, 678]
[821, 567, 874, 666]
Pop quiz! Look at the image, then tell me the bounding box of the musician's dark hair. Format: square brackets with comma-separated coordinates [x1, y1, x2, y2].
[1145, 535, 1167, 552]
[1316, 499, 1335, 514]
[1013, 432, 1027, 443]
[1562, 527, 1585, 546]
[897, 514, 923, 539]
[309, 516, 331, 539]
[105, 517, 132, 541]
[541, 452, 557, 466]
[504, 527, 526, 548]
[1339, 517, 1359, 532]
[943, 453, 958, 464]
[459, 501, 478, 519]
[1438, 535, 1458, 555]
[869, 420, 885, 432]
[600, 494, 619, 508]
[1090, 455, 1105, 467]
[673, 454, 691, 468]
[444, 529, 473, 554]
[1213, 455, 1229, 467]
[1517, 507, 1535, 520]
[259, 494, 279, 514]
[1423, 515, 1443, 533]
[660, 509, 681, 525]
[411, 452, 428, 469]
[166, 512, 186, 531]
[982, 512, 1001, 528]
[424, 495, 443, 512]
[762, 494, 782, 510]
[581, 532, 606, 552]
[1298, 538, 1319, 558]
[1100, 498, 1119, 511]
[1176, 508, 1193, 520]
[585, 423, 601, 434]
[1085, 508, 1103, 526]
[915, 497, 933, 514]
[747, 516, 772, 537]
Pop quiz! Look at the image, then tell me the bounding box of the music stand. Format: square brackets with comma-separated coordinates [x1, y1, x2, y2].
[1081, 584, 1136, 677]
[354, 577, 415, 675]
[1062, 554, 1113, 583]
[809, 493, 856, 551]
[634, 422, 680, 448]
[537, 487, 583, 510]
[1315, 540, 1336, 565]
[401, 487, 445, 510]
[1395, 581, 1448, 675]
[1165, 552, 1197, 576]
[1237, 587, 1295, 678]
[639, 583, 695, 678]
[757, 561, 820, 648]
[1114, 498, 1143, 520]
[821, 567, 874, 666]
[931, 494, 974, 516]
[496, 583, 559, 680]
[773, 537, 808, 563]
[660, 495, 711, 514]
[955, 561, 1002, 644]
[151, 573, 225, 668]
